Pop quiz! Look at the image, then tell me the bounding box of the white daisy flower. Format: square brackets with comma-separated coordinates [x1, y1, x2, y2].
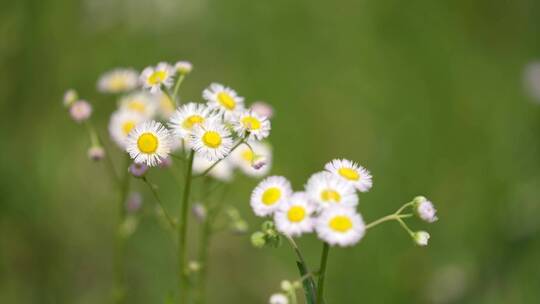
[315, 206, 365, 247]
[274, 192, 315, 237]
[126, 120, 172, 166]
[119, 91, 158, 118]
[230, 141, 272, 177]
[108, 110, 146, 148]
[169, 102, 217, 140]
[269, 293, 289, 304]
[324, 159, 373, 192]
[190, 120, 233, 161]
[305, 171, 358, 209]
[140, 62, 174, 93]
[192, 153, 234, 182]
[250, 176, 293, 217]
[202, 83, 245, 119]
[232, 109, 271, 140]
[414, 196, 438, 223]
[97, 68, 138, 93]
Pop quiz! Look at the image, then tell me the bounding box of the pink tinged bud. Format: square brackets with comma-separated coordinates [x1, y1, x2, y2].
[158, 156, 172, 168]
[69, 100, 92, 123]
[128, 162, 148, 178]
[251, 156, 267, 170]
[192, 203, 207, 222]
[87, 146, 105, 161]
[125, 192, 143, 213]
[250, 101, 274, 119]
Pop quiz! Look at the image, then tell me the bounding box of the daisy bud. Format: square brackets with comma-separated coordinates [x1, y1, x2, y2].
[280, 280, 293, 292]
[413, 196, 438, 223]
[63, 89, 78, 107]
[87, 146, 105, 161]
[175, 61, 193, 75]
[69, 100, 92, 123]
[192, 203, 207, 222]
[413, 231, 430, 246]
[251, 231, 266, 248]
[251, 155, 267, 170]
[231, 220, 248, 234]
[251, 101, 274, 119]
[188, 261, 201, 273]
[128, 162, 148, 178]
[119, 216, 138, 238]
[269, 293, 289, 304]
[125, 192, 143, 213]
[158, 156, 173, 168]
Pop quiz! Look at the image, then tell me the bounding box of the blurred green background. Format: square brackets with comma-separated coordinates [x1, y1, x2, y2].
[2, 0, 540, 303]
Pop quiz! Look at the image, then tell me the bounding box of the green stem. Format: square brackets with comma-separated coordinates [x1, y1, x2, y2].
[395, 201, 414, 215]
[141, 177, 176, 230]
[396, 217, 415, 237]
[365, 214, 412, 230]
[172, 74, 186, 103]
[114, 156, 131, 304]
[195, 140, 245, 178]
[316, 243, 330, 304]
[285, 236, 316, 304]
[178, 150, 195, 303]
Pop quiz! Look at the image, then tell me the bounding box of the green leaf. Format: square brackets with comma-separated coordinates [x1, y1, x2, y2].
[296, 261, 316, 304]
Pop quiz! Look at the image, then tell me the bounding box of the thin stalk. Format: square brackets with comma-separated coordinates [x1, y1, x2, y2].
[286, 236, 316, 304]
[316, 243, 330, 304]
[396, 217, 415, 237]
[141, 177, 176, 230]
[195, 140, 245, 178]
[395, 201, 414, 215]
[113, 156, 131, 304]
[365, 214, 412, 230]
[173, 74, 186, 102]
[178, 150, 195, 303]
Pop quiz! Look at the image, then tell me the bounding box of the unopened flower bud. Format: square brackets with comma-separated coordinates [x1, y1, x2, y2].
[269, 293, 289, 304]
[413, 231, 430, 246]
[128, 162, 148, 178]
[175, 61, 193, 75]
[280, 280, 293, 292]
[251, 155, 267, 170]
[192, 203, 207, 222]
[251, 231, 266, 248]
[188, 261, 201, 273]
[63, 89, 78, 107]
[69, 100, 92, 123]
[251, 101, 274, 119]
[87, 146, 105, 161]
[261, 220, 275, 232]
[414, 196, 438, 223]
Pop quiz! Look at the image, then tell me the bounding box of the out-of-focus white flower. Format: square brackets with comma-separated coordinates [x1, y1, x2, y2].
[69, 100, 92, 123]
[119, 91, 158, 118]
[230, 141, 272, 177]
[63, 89, 78, 107]
[169, 102, 217, 140]
[175, 61, 193, 75]
[203, 83, 245, 119]
[108, 110, 146, 149]
[140, 62, 174, 93]
[250, 101, 274, 118]
[269, 293, 289, 304]
[250, 176, 292, 217]
[190, 120, 233, 161]
[126, 120, 172, 167]
[414, 196, 438, 223]
[305, 171, 358, 210]
[315, 205, 365, 247]
[97, 68, 138, 93]
[192, 203, 207, 221]
[324, 159, 372, 192]
[232, 110, 271, 140]
[413, 231, 430, 246]
[274, 192, 314, 237]
[87, 146, 105, 161]
[192, 153, 234, 182]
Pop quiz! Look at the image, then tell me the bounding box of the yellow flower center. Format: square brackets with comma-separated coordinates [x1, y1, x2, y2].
[321, 189, 341, 203]
[183, 115, 205, 129]
[122, 121, 136, 135]
[137, 133, 159, 154]
[202, 131, 222, 148]
[329, 216, 353, 232]
[148, 70, 167, 85]
[241, 116, 261, 130]
[127, 101, 146, 113]
[110, 77, 128, 91]
[217, 92, 236, 110]
[338, 168, 360, 181]
[262, 187, 281, 206]
[242, 149, 254, 162]
[287, 206, 306, 222]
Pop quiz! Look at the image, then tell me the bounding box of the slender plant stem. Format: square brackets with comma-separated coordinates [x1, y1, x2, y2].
[114, 156, 131, 304]
[141, 177, 176, 230]
[173, 74, 186, 102]
[178, 150, 195, 303]
[395, 201, 414, 215]
[286, 236, 316, 304]
[396, 217, 415, 236]
[316, 243, 330, 304]
[195, 140, 245, 178]
[365, 214, 412, 230]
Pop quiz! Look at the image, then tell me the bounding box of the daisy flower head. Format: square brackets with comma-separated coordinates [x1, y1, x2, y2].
[126, 120, 172, 166]
[250, 176, 293, 217]
[305, 171, 358, 210]
[192, 153, 234, 182]
[190, 120, 233, 161]
[140, 62, 174, 93]
[109, 110, 146, 148]
[274, 192, 315, 237]
[203, 83, 245, 119]
[230, 141, 272, 177]
[315, 205, 365, 247]
[97, 68, 138, 93]
[169, 102, 217, 140]
[232, 109, 271, 140]
[119, 91, 158, 118]
[325, 159, 373, 192]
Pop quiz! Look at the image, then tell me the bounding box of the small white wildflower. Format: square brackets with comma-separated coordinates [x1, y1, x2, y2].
[250, 176, 292, 217]
[414, 196, 438, 223]
[126, 120, 172, 167]
[324, 159, 373, 192]
[119, 91, 158, 118]
[108, 110, 146, 149]
[69, 100, 92, 123]
[190, 120, 233, 162]
[202, 83, 245, 119]
[169, 102, 217, 140]
[305, 171, 358, 210]
[269, 293, 289, 304]
[97, 68, 138, 93]
[315, 205, 365, 247]
[274, 192, 314, 237]
[250, 101, 274, 118]
[140, 62, 174, 93]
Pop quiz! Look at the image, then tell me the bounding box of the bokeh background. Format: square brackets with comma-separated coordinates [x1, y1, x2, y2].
[2, 0, 540, 303]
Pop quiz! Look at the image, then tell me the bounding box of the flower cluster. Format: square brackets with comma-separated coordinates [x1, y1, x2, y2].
[251, 159, 373, 247]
